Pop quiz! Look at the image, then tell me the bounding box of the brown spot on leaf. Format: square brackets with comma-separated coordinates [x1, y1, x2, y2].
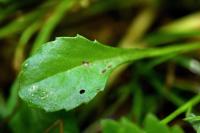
[82, 61, 90, 66]
[101, 69, 107, 74]
[107, 64, 112, 69]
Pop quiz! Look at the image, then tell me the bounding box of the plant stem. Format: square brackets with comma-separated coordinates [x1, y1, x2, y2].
[160, 94, 200, 124]
[119, 7, 156, 48]
[123, 42, 200, 62]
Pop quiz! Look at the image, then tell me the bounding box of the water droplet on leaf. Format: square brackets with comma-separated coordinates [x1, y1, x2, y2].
[24, 63, 28, 68]
[30, 85, 37, 92]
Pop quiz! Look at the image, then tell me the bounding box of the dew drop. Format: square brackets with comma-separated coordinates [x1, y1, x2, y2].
[94, 40, 98, 43]
[24, 63, 28, 68]
[32, 85, 36, 90]
[30, 85, 37, 93]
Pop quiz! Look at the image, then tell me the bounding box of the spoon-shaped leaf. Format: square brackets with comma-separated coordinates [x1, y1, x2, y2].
[19, 35, 200, 112]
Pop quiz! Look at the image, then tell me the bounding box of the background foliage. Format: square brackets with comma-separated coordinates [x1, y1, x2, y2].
[1, 0, 200, 132]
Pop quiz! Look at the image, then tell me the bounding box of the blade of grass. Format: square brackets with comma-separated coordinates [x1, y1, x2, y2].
[102, 85, 130, 117]
[144, 12, 200, 46]
[146, 70, 185, 106]
[131, 81, 144, 123]
[119, 8, 156, 48]
[31, 0, 78, 54]
[160, 12, 200, 33]
[13, 21, 41, 71]
[161, 94, 200, 124]
[3, 79, 19, 117]
[0, 92, 6, 117]
[174, 56, 200, 76]
[0, 4, 19, 21]
[109, 7, 156, 84]
[0, 2, 51, 38]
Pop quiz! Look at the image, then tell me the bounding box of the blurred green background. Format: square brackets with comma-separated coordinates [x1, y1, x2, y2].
[1, 0, 200, 132]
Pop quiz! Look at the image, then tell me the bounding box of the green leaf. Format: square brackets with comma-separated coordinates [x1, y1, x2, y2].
[171, 126, 184, 133]
[101, 118, 143, 133]
[120, 118, 144, 133]
[19, 35, 133, 112]
[144, 114, 170, 133]
[101, 119, 121, 133]
[131, 81, 144, 123]
[185, 113, 200, 133]
[18, 35, 200, 112]
[101, 115, 183, 133]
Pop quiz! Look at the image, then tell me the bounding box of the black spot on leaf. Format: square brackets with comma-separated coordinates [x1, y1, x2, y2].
[79, 89, 85, 94]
